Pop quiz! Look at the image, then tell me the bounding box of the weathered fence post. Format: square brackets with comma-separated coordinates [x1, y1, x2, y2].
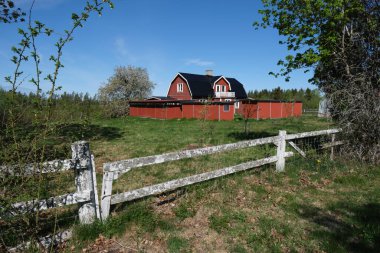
[71, 141, 98, 224]
[100, 171, 114, 220]
[330, 134, 335, 161]
[276, 130, 287, 172]
[91, 154, 101, 220]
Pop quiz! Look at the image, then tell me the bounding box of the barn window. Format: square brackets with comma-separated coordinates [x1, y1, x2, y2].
[216, 85, 221, 92]
[235, 101, 240, 109]
[221, 85, 226, 92]
[177, 83, 183, 92]
[224, 104, 230, 112]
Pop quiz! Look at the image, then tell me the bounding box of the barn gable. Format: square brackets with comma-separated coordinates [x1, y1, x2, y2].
[169, 72, 248, 100]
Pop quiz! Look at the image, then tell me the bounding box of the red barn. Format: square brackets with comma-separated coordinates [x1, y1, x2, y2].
[129, 100, 235, 121]
[129, 71, 302, 120]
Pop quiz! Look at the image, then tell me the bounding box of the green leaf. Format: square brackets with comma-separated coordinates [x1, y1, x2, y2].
[71, 13, 79, 20]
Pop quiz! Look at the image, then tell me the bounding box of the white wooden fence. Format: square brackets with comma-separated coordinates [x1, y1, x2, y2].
[2, 128, 342, 250]
[1, 141, 100, 224]
[100, 128, 341, 220]
[2, 129, 342, 223]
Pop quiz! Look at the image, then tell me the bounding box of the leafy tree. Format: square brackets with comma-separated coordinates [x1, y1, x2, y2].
[98, 66, 155, 117]
[0, 0, 25, 23]
[305, 88, 312, 101]
[255, 0, 380, 163]
[272, 86, 283, 100]
[1, 0, 113, 250]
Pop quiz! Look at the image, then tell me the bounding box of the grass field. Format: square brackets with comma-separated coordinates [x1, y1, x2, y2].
[7, 115, 380, 252]
[90, 114, 333, 162]
[88, 115, 334, 193]
[62, 116, 377, 252]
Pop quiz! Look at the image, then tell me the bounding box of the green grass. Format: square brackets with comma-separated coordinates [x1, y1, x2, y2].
[87, 115, 333, 194]
[9, 115, 380, 252]
[167, 236, 189, 253]
[174, 201, 197, 220]
[90, 115, 333, 161]
[73, 201, 158, 241]
[70, 155, 380, 252]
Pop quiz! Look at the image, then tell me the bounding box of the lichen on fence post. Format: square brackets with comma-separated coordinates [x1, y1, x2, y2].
[330, 134, 336, 161]
[71, 141, 97, 224]
[91, 154, 101, 220]
[100, 171, 114, 221]
[276, 130, 287, 172]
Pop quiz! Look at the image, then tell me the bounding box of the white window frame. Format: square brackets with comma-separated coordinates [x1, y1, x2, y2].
[224, 99, 231, 112]
[235, 101, 240, 109]
[177, 83, 183, 93]
[221, 85, 226, 92]
[216, 85, 221, 92]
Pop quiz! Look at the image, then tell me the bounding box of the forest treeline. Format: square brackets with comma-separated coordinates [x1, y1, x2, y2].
[247, 87, 321, 109]
[0, 86, 321, 124]
[0, 88, 101, 126]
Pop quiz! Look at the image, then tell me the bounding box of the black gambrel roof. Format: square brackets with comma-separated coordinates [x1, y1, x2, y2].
[227, 78, 248, 99]
[178, 73, 247, 99]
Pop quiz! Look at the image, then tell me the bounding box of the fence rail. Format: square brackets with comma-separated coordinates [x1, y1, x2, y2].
[1, 141, 100, 224]
[2, 127, 343, 251]
[10, 191, 91, 214]
[103, 135, 279, 174]
[100, 128, 341, 220]
[285, 128, 339, 140]
[0, 158, 75, 176]
[110, 153, 293, 205]
[303, 109, 318, 113]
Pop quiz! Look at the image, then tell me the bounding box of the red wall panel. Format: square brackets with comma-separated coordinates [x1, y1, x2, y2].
[293, 102, 302, 117]
[218, 104, 234, 120]
[270, 102, 282, 119]
[130, 101, 301, 120]
[129, 103, 235, 121]
[239, 103, 258, 119]
[166, 106, 182, 119]
[130, 106, 138, 117]
[282, 103, 293, 117]
[182, 104, 194, 119]
[238, 101, 303, 119]
[258, 102, 270, 119]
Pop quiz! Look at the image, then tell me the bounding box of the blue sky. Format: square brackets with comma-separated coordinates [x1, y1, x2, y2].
[0, 0, 314, 96]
